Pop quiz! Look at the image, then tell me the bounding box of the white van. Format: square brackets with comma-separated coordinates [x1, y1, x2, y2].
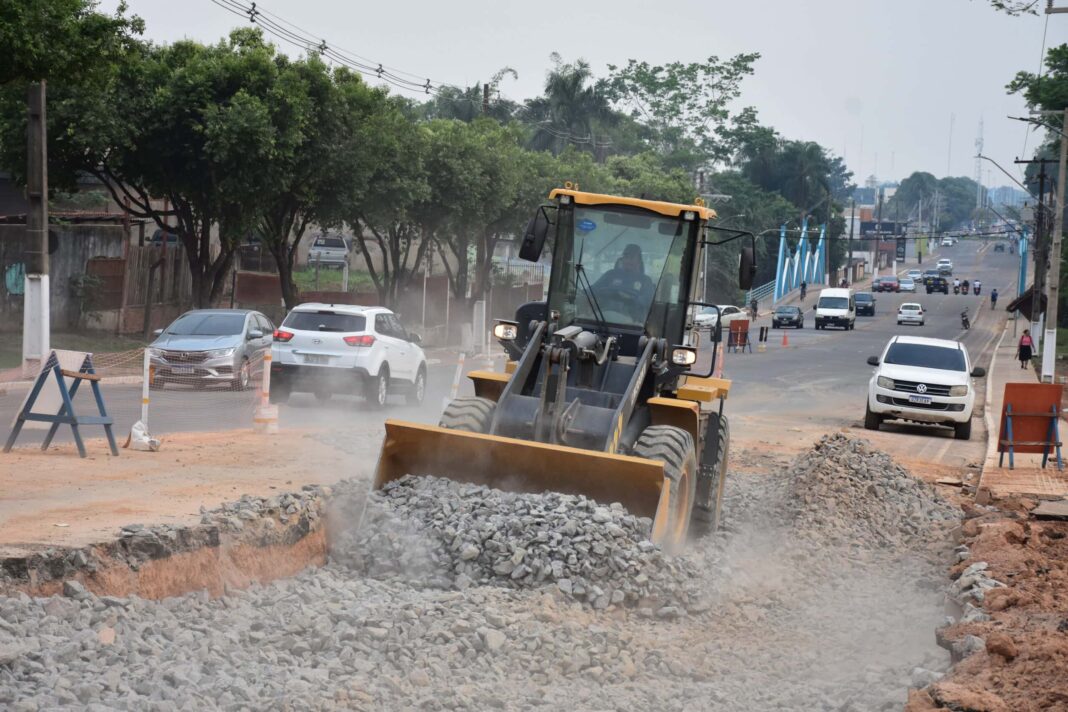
[815, 288, 855, 330]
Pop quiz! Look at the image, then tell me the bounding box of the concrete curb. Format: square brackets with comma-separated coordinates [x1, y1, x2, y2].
[980, 322, 1010, 488]
[0, 375, 143, 395]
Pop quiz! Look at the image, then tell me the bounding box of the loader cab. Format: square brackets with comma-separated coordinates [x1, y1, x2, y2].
[540, 189, 708, 357]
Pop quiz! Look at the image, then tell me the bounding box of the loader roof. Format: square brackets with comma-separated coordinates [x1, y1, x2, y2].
[549, 188, 717, 221]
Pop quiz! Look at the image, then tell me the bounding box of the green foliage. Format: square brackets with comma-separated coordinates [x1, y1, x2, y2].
[0, 0, 143, 84]
[602, 53, 760, 166]
[1007, 43, 1068, 112]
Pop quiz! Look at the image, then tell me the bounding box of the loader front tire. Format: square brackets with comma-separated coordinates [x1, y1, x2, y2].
[438, 396, 496, 434]
[692, 415, 729, 538]
[633, 425, 697, 554]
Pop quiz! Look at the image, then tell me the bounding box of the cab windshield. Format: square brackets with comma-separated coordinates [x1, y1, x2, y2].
[548, 206, 691, 336]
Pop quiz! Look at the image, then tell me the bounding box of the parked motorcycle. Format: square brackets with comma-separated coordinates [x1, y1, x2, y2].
[961, 309, 970, 330]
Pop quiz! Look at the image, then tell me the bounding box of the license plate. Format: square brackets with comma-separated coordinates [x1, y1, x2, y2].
[304, 354, 330, 365]
[908, 395, 932, 405]
[171, 366, 194, 375]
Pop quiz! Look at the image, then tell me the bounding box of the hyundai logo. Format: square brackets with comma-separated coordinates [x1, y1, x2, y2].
[916, 384, 928, 394]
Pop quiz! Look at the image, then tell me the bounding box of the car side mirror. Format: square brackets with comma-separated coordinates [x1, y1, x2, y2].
[153, 328, 164, 337]
[866, 356, 879, 366]
[519, 205, 553, 262]
[738, 246, 756, 291]
[971, 367, 986, 378]
[248, 329, 264, 340]
[409, 332, 422, 344]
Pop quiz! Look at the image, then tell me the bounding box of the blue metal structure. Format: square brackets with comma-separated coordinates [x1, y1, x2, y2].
[773, 219, 829, 302]
[1017, 228, 1028, 297]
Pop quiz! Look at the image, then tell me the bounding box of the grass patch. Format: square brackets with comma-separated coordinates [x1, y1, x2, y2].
[292, 267, 375, 293]
[0, 332, 147, 370]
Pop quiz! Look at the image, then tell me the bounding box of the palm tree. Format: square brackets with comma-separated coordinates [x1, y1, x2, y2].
[527, 54, 614, 158]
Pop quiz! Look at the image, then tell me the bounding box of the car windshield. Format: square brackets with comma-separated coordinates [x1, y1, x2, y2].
[166, 313, 245, 336]
[884, 343, 966, 371]
[284, 311, 366, 332]
[901, 279, 914, 286]
[699, 307, 719, 315]
[775, 307, 797, 314]
[548, 206, 690, 333]
[901, 304, 920, 311]
[314, 237, 345, 248]
[818, 296, 849, 309]
[855, 294, 873, 303]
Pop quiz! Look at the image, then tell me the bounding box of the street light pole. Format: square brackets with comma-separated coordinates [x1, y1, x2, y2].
[22, 81, 49, 374]
[1041, 108, 1067, 383]
[847, 198, 856, 285]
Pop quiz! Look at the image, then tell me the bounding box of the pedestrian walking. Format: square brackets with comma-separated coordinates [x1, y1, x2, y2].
[990, 288, 998, 309]
[1017, 329, 1034, 370]
[800, 280, 807, 301]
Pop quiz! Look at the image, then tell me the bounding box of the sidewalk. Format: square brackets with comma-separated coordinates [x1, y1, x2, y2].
[977, 320, 1068, 503]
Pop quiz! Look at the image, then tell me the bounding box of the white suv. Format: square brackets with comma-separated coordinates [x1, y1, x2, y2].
[865, 335, 985, 440]
[270, 304, 426, 407]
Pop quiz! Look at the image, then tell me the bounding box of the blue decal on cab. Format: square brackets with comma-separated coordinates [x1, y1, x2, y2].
[577, 219, 597, 232]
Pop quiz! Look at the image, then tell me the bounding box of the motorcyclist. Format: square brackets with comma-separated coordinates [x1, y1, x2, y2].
[991, 288, 999, 309]
[961, 278, 970, 294]
[800, 280, 807, 301]
[961, 307, 970, 330]
[953, 278, 961, 290]
[973, 279, 982, 296]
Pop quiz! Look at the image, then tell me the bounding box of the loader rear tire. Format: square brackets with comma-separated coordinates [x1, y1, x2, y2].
[633, 425, 697, 554]
[438, 396, 496, 434]
[692, 415, 729, 538]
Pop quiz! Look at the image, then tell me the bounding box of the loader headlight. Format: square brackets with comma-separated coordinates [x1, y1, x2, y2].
[877, 376, 895, 389]
[671, 347, 697, 367]
[949, 385, 969, 397]
[493, 320, 518, 341]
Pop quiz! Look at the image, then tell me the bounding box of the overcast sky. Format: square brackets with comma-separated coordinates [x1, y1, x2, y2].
[102, 0, 1060, 188]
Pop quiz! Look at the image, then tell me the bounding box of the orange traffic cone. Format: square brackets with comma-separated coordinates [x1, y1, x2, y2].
[781, 329, 789, 347]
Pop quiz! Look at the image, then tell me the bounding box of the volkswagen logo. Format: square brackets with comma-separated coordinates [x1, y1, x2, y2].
[916, 383, 928, 394]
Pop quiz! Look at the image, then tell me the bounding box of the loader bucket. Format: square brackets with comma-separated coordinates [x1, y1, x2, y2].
[374, 419, 668, 527]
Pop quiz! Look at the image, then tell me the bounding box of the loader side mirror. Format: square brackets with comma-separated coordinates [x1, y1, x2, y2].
[738, 246, 756, 291]
[519, 206, 553, 262]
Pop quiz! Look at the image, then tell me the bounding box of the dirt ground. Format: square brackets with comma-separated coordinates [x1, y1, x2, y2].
[0, 429, 375, 556]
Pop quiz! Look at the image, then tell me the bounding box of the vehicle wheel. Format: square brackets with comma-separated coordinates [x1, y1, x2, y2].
[692, 416, 729, 538]
[269, 383, 290, 404]
[407, 365, 427, 406]
[798, 322, 804, 329]
[231, 359, 251, 391]
[365, 365, 390, 408]
[864, 403, 882, 431]
[954, 419, 972, 441]
[897, 320, 902, 325]
[438, 396, 496, 433]
[632, 425, 697, 554]
[772, 321, 778, 329]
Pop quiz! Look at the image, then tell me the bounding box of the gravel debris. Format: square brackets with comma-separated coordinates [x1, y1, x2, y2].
[331, 475, 706, 612]
[0, 433, 961, 711]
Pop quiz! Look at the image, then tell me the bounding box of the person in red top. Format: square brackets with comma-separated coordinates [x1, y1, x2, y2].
[1017, 329, 1034, 369]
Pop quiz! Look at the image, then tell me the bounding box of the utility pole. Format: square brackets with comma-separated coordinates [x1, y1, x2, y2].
[482, 83, 490, 115]
[1016, 157, 1056, 350]
[1041, 108, 1067, 383]
[875, 187, 885, 276]
[847, 198, 856, 285]
[23, 81, 49, 374]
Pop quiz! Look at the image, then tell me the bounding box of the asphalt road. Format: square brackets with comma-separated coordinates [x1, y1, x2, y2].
[717, 241, 1018, 468]
[1, 240, 1020, 461]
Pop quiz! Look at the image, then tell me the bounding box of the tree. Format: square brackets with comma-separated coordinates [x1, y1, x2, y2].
[255, 62, 388, 310]
[0, 0, 143, 84]
[602, 53, 760, 166]
[525, 54, 615, 157]
[0, 29, 319, 308]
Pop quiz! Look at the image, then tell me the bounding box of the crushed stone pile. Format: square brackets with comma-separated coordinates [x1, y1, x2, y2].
[788, 434, 959, 550]
[330, 475, 706, 613]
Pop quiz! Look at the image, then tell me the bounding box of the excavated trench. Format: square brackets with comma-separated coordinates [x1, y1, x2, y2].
[0, 434, 964, 711]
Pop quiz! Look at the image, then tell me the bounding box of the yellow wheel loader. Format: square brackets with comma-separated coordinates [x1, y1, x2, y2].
[374, 187, 756, 552]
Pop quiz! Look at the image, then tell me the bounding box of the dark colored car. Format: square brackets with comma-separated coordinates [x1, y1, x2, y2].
[994, 243, 1006, 253]
[872, 276, 900, 293]
[772, 305, 803, 329]
[923, 270, 941, 285]
[926, 276, 949, 294]
[855, 292, 876, 316]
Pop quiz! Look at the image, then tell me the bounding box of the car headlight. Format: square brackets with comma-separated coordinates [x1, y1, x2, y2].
[949, 385, 969, 397]
[148, 348, 163, 358]
[877, 376, 894, 389]
[207, 348, 236, 358]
